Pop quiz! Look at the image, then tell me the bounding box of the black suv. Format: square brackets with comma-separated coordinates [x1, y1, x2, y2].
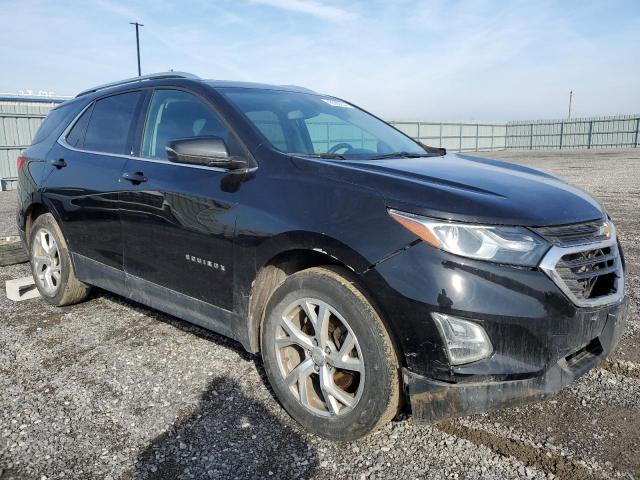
[16, 72, 628, 440]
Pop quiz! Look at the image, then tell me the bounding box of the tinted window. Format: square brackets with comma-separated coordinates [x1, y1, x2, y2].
[32, 104, 73, 144]
[66, 104, 93, 148]
[142, 89, 232, 160]
[84, 92, 142, 155]
[245, 110, 287, 151]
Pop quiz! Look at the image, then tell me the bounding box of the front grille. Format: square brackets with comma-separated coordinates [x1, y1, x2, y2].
[556, 246, 618, 300]
[539, 222, 624, 307]
[532, 219, 609, 247]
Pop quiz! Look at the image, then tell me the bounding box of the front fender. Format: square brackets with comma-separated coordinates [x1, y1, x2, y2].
[255, 231, 373, 274]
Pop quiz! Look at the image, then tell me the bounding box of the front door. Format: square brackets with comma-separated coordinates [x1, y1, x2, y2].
[120, 88, 243, 311]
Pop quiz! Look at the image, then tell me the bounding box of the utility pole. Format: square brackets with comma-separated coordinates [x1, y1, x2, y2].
[568, 90, 573, 119]
[129, 22, 144, 76]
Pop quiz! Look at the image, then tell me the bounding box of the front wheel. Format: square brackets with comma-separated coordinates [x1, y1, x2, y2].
[261, 266, 400, 441]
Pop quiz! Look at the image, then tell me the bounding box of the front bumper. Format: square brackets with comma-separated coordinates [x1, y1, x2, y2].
[405, 296, 628, 421]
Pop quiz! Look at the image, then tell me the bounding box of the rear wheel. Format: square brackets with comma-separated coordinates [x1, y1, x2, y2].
[261, 266, 400, 441]
[30, 213, 90, 306]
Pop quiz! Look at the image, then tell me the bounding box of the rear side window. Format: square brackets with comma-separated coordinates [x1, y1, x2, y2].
[32, 104, 72, 144]
[83, 91, 142, 155]
[66, 104, 93, 148]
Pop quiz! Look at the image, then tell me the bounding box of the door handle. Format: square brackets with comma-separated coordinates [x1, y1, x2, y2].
[50, 158, 67, 169]
[121, 171, 148, 184]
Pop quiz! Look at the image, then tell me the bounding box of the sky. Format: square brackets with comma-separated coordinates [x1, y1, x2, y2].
[1, 0, 639, 121]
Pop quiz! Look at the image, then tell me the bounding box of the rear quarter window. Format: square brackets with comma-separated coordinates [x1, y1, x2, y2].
[31, 104, 74, 145]
[66, 104, 94, 148]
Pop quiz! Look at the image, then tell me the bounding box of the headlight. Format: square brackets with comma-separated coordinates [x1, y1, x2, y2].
[388, 209, 549, 266]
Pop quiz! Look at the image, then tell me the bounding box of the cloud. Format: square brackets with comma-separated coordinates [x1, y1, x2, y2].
[247, 0, 356, 22]
[0, 0, 637, 119]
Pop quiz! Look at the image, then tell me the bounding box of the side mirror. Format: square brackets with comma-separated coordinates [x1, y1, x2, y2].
[166, 136, 247, 170]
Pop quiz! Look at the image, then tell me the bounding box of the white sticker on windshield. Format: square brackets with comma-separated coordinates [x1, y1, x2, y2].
[322, 98, 353, 108]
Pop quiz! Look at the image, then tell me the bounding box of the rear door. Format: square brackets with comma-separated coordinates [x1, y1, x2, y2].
[119, 88, 245, 311]
[43, 90, 144, 277]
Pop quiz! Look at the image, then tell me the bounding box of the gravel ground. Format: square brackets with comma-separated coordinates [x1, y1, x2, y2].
[1, 149, 639, 480]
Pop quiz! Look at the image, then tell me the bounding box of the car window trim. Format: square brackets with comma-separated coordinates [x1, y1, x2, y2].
[58, 88, 257, 173]
[58, 134, 256, 173]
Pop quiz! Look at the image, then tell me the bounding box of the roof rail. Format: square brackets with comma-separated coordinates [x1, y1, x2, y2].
[76, 71, 200, 98]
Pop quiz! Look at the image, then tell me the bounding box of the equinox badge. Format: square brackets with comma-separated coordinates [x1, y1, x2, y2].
[185, 254, 226, 272]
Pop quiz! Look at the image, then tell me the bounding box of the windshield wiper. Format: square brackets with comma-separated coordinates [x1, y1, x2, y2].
[291, 152, 347, 160]
[371, 151, 431, 159]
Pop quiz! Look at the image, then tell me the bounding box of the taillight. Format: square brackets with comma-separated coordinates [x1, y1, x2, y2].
[17, 153, 26, 172]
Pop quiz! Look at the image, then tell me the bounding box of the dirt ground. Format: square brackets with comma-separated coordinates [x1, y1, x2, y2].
[0, 148, 638, 479]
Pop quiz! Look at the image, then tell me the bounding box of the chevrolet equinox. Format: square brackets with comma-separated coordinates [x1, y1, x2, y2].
[16, 72, 628, 441]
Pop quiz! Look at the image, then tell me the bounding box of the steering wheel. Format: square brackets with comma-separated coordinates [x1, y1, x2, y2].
[328, 143, 353, 154]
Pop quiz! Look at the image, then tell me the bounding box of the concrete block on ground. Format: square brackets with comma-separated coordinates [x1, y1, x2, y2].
[6, 276, 40, 301]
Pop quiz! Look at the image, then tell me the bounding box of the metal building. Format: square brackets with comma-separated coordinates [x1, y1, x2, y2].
[0, 95, 65, 190]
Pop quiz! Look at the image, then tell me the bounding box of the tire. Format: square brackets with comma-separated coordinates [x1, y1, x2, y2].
[261, 266, 400, 441]
[29, 213, 90, 306]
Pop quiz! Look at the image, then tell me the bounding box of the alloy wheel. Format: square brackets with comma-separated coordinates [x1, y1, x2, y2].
[32, 228, 62, 296]
[275, 298, 365, 416]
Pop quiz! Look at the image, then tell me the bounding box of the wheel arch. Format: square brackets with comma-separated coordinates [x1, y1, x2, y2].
[23, 202, 52, 247]
[246, 232, 369, 354]
[254, 231, 374, 276]
[245, 232, 402, 363]
[23, 201, 75, 266]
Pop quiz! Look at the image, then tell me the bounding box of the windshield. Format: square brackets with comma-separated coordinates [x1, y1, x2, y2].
[219, 88, 431, 159]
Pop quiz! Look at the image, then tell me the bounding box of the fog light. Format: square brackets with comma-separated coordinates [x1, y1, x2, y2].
[431, 313, 493, 365]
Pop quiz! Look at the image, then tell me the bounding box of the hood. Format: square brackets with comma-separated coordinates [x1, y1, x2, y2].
[293, 152, 604, 227]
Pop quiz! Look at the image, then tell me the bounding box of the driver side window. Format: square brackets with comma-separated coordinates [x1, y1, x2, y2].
[141, 89, 232, 160]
